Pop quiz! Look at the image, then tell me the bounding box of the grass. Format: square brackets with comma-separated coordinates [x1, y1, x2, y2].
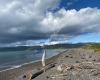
[83, 44, 100, 52]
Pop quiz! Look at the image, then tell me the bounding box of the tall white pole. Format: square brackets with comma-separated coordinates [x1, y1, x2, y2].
[41, 28, 61, 72]
[42, 47, 46, 67]
[41, 45, 46, 72]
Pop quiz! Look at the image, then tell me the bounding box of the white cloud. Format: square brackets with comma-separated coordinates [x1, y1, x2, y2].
[0, 0, 60, 43]
[41, 7, 100, 34]
[0, 0, 100, 45]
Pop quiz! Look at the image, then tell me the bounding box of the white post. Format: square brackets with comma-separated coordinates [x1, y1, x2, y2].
[41, 45, 46, 72]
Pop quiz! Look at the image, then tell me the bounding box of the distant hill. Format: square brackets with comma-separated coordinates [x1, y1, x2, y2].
[45, 43, 85, 49]
[0, 43, 100, 52]
[0, 43, 85, 52]
[0, 46, 27, 52]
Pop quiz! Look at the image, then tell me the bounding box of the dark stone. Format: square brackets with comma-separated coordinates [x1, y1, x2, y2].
[75, 61, 80, 63]
[81, 57, 85, 59]
[86, 60, 88, 61]
[92, 59, 96, 61]
[89, 55, 92, 58]
[65, 55, 69, 57]
[70, 65, 74, 69]
[46, 76, 49, 79]
[70, 56, 73, 58]
[23, 75, 26, 78]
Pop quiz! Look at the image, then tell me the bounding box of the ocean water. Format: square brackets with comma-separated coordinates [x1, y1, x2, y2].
[0, 48, 64, 71]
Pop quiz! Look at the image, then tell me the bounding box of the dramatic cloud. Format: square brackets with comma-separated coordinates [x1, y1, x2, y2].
[0, 0, 60, 43]
[0, 0, 100, 45]
[41, 7, 100, 35]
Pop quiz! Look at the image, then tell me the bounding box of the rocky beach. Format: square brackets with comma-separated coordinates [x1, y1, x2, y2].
[0, 48, 100, 80]
[32, 48, 100, 80]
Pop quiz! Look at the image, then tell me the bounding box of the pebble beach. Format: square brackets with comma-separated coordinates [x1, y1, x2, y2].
[0, 48, 100, 80]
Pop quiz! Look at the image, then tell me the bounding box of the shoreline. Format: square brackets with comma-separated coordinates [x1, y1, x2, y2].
[0, 60, 41, 73]
[0, 49, 65, 72]
[0, 49, 67, 80]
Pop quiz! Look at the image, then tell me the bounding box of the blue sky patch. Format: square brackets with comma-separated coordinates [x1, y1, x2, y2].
[59, 0, 100, 10]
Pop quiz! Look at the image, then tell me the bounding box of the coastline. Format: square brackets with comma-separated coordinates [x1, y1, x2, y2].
[0, 49, 67, 80]
[0, 48, 100, 80]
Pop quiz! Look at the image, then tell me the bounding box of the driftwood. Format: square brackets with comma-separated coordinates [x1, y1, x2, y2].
[30, 63, 55, 79]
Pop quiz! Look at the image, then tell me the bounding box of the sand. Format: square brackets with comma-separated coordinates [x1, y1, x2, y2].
[0, 48, 100, 80]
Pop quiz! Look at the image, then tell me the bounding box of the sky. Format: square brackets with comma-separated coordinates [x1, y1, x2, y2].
[0, 0, 100, 46]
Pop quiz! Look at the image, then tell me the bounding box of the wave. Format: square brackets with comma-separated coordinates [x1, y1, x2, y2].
[0, 59, 41, 72]
[0, 49, 65, 72]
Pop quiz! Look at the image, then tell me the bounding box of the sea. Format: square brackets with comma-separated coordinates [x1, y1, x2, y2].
[0, 48, 65, 71]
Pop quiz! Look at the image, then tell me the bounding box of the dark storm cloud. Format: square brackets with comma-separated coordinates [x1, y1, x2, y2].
[0, 0, 100, 45]
[0, 0, 60, 43]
